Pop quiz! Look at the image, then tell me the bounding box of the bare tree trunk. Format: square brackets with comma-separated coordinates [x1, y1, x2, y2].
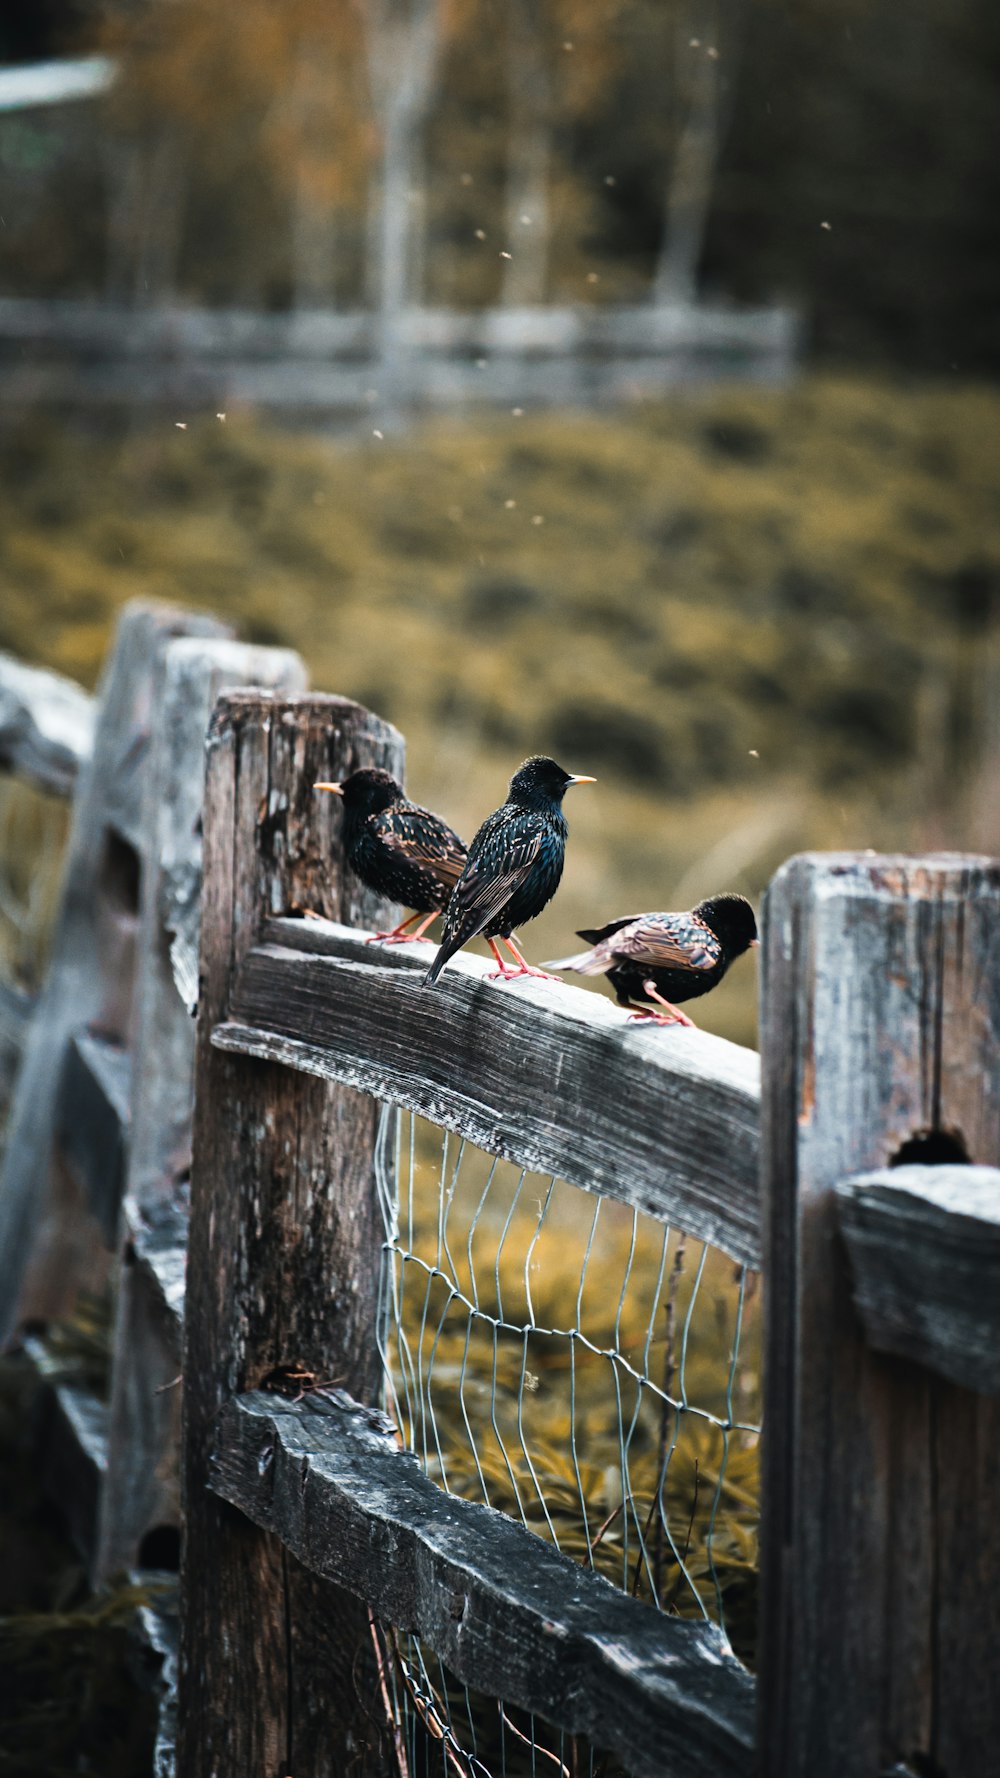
[289, 46, 340, 311]
[501, 0, 552, 306]
[654, 7, 720, 307]
[103, 138, 143, 304]
[364, 0, 442, 410]
[132, 130, 186, 307]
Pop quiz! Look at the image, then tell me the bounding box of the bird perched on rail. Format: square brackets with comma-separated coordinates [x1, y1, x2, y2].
[422, 755, 595, 986]
[545, 893, 758, 1026]
[314, 767, 467, 944]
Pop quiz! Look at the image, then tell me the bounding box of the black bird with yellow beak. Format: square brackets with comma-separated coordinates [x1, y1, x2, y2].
[546, 893, 759, 1026]
[423, 755, 595, 985]
[314, 767, 467, 944]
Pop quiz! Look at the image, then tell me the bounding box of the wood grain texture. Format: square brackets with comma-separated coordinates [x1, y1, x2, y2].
[836, 1164, 1000, 1394]
[179, 692, 405, 1778]
[0, 601, 228, 1340]
[215, 915, 762, 1264]
[97, 640, 306, 1582]
[0, 650, 94, 794]
[758, 852, 1000, 1778]
[212, 1389, 755, 1778]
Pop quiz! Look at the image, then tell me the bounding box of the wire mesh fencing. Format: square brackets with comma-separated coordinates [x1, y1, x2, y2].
[367, 1101, 762, 1776]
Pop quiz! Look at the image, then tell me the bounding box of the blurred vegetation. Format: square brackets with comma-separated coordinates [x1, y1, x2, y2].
[2, 374, 997, 1044]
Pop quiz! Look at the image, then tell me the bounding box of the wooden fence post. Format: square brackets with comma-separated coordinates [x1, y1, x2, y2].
[95, 638, 306, 1581]
[179, 692, 404, 1778]
[758, 852, 1000, 1778]
[0, 600, 227, 1341]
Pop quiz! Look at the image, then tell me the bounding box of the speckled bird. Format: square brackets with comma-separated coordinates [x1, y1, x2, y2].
[422, 756, 595, 985]
[545, 893, 758, 1026]
[314, 767, 467, 944]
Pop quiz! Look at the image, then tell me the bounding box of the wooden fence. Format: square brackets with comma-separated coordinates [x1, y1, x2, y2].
[0, 296, 799, 415]
[0, 620, 998, 1778]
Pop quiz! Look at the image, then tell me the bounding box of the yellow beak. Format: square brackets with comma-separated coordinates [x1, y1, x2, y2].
[567, 774, 596, 785]
[314, 781, 343, 795]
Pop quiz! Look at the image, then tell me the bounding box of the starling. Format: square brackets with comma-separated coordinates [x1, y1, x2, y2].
[545, 893, 758, 1026]
[422, 755, 595, 986]
[314, 767, 467, 944]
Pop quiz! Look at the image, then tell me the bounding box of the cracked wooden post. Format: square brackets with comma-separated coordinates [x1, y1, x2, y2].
[758, 852, 1000, 1778]
[96, 638, 307, 1582]
[178, 692, 404, 1778]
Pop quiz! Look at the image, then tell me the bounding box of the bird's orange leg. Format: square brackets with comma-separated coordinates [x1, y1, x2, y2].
[367, 909, 441, 946]
[485, 938, 519, 978]
[627, 979, 697, 1027]
[493, 935, 560, 983]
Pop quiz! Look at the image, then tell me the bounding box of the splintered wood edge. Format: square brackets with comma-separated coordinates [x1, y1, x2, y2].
[836, 1164, 1000, 1395]
[213, 918, 762, 1267]
[211, 1391, 755, 1778]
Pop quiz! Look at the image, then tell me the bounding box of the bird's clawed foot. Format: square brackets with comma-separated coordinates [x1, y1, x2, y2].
[628, 982, 697, 1027]
[487, 963, 561, 983]
[365, 912, 439, 946]
[486, 937, 560, 984]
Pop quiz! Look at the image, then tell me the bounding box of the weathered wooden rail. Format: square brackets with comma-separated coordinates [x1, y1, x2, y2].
[0, 653, 998, 1778]
[0, 296, 799, 414]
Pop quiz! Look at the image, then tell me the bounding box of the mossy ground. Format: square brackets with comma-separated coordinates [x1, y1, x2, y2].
[3, 375, 996, 1044]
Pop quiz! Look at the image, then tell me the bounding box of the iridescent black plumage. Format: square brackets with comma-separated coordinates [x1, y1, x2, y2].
[546, 893, 758, 1026]
[423, 756, 594, 985]
[315, 767, 466, 943]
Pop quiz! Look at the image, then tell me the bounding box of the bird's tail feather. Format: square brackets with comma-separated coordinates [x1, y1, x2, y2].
[542, 948, 608, 976]
[422, 937, 461, 986]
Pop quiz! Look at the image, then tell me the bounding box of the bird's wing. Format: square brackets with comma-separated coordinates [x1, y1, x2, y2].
[446, 819, 543, 937]
[606, 912, 722, 972]
[370, 805, 467, 887]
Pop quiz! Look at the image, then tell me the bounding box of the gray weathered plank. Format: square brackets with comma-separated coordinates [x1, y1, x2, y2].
[55, 1029, 131, 1245]
[97, 636, 306, 1583]
[23, 1333, 109, 1562]
[836, 1164, 1000, 1395]
[0, 651, 94, 795]
[0, 601, 229, 1339]
[758, 852, 1000, 1778]
[215, 917, 762, 1266]
[0, 979, 33, 1105]
[179, 692, 405, 1778]
[212, 1389, 755, 1778]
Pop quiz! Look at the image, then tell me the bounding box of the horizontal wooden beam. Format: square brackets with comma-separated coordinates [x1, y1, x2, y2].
[836, 1164, 1000, 1395]
[214, 918, 761, 1266]
[211, 1391, 755, 1778]
[23, 1334, 108, 1562]
[0, 980, 33, 1102]
[0, 651, 93, 794]
[55, 1030, 131, 1246]
[124, 1196, 188, 1355]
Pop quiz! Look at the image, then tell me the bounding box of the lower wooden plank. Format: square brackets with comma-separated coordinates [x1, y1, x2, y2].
[95, 1197, 187, 1580]
[211, 1390, 755, 1778]
[0, 980, 33, 1106]
[836, 1164, 1000, 1394]
[23, 1332, 109, 1562]
[55, 1029, 131, 1246]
